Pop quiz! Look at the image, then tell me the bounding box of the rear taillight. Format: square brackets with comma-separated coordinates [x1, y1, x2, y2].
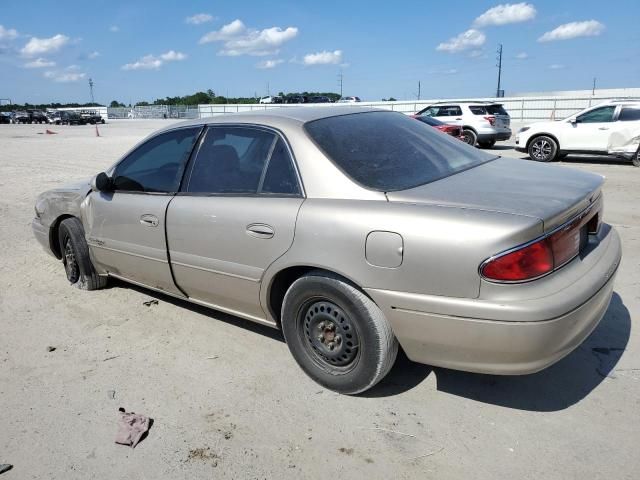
[484, 116, 496, 126]
[481, 207, 597, 282]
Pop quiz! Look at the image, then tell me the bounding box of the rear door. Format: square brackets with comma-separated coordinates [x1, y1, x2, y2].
[166, 125, 304, 321]
[83, 126, 202, 294]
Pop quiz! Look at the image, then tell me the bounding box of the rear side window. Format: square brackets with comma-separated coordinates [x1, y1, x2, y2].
[261, 138, 301, 195]
[469, 106, 487, 115]
[485, 105, 508, 116]
[434, 105, 462, 116]
[305, 111, 496, 192]
[619, 108, 640, 121]
[113, 127, 201, 193]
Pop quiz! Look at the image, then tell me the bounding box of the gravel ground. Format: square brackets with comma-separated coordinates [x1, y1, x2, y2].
[1, 120, 638, 479]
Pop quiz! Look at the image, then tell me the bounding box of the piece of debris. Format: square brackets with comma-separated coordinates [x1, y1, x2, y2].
[47, 346, 56, 352]
[187, 447, 220, 466]
[107, 390, 116, 400]
[103, 355, 119, 362]
[206, 355, 219, 360]
[142, 299, 159, 307]
[0, 464, 12, 475]
[115, 408, 152, 448]
[45, 129, 58, 135]
[407, 447, 444, 461]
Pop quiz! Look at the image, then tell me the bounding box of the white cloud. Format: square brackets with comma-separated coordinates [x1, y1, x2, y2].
[256, 59, 284, 69]
[303, 50, 343, 65]
[548, 63, 564, 69]
[24, 58, 56, 68]
[515, 51, 528, 59]
[21, 34, 70, 57]
[159, 50, 186, 61]
[468, 49, 485, 58]
[0, 25, 18, 40]
[474, 3, 536, 27]
[200, 19, 298, 56]
[186, 13, 214, 25]
[538, 20, 605, 42]
[122, 50, 187, 70]
[44, 70, 86, 82]
[66, 64, 80, 70]
[88, 50, 100, 59]
[109, 25, 119, 32]
[436, 29, 486, 53]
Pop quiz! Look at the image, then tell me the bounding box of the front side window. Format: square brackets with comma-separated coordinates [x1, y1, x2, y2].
[305, 111, 496, 192]
[112, 127, 201, 193]
[185, 127, 300, 195]
[577, 106, 616, 123]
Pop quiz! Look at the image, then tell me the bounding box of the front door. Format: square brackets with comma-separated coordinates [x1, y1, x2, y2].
[563, 105, 617, 151]
[83, 126, 202, 294]
[166, 126, 304, 321]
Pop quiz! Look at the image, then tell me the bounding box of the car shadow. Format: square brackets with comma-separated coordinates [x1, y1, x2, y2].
[364, 293, 630, 410]
[109, 278, 285, 343]
[487, 145, 514, 151]
[558, 154, 633, 167]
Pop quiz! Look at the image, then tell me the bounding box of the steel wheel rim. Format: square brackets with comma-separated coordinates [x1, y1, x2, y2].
[462, 132, 474, 145]
[298, 299, 360, 371]
[63, 238, 79, 283]
[532, 139, 552, 160]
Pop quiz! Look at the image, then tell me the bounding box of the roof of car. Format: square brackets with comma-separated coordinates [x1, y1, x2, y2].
[428, 101, 503, 105]
[169, 105, 383, 130]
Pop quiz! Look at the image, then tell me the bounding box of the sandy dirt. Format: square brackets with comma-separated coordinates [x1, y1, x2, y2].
[0, 120, 638, 479]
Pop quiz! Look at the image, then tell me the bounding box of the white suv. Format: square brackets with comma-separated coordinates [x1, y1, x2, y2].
[516, 101, 640, 166]
[416, 102, 512, 148]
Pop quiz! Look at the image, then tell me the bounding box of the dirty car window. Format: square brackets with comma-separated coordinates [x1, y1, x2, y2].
[304, 111, 495, 191]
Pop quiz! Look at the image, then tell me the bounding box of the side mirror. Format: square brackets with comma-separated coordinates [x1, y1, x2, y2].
[570, 118, 579, 124]
[92, 172, 113, 192]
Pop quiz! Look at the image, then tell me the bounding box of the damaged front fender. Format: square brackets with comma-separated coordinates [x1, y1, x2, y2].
[607, 128, 640, 160]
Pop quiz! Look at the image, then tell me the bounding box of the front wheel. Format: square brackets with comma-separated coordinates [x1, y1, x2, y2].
[58, 218, 107, 290]
[528, 135, 558, 162]
[461, 129, 477, 146]
[281, 272, 398, 394]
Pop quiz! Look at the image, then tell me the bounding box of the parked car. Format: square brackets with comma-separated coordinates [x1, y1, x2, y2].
[13, 111, 31, 124]
[32, 107, 620, 394]
[59, 111, 85, 125]
[259, 96, 284, 104]
[516, 101, 640, 166]
[416, 101, 511, 148]
[0, 112, 12, 124]
[337, 96, 362, 103]
[286, 95, 308, 104]
[80, 110, 105, 124]
[412, 114, 464, 139]
[308, 96, 332, 103]
[47, 111, 62, 125]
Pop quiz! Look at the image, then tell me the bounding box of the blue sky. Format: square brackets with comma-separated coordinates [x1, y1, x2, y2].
[1, 0, 638, 104]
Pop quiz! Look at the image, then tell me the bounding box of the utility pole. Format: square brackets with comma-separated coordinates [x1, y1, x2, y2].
[495, 44, 503, 98]
[592, 77, 596, 95]
[337, 70, 343, 98]
[417, 80, 421, 100]
[266, 82, 270, 97]
[88, 78, 95, 104]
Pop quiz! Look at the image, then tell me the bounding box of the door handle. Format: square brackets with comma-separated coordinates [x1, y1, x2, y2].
[140, 214, 159, 227]
[246, 223, 274, 239]
[598, 127, 609, 130]
[455, 118, 462, 120]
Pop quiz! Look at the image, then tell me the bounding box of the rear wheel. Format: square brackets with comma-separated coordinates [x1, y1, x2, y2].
[528, 135, 558, 162]
[462, 129, 477, 146]
[281, 272, 398, 394]
[633, 146, 640, 167]
[478, 140, 496, 149]
[58, 218, 107, 290]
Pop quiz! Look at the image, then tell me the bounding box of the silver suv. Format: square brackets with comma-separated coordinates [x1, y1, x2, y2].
[416, 102, 512, 147]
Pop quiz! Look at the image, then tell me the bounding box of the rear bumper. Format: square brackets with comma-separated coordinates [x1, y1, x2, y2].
[366, 226, 621, 375]
[477, 130, 512, 142]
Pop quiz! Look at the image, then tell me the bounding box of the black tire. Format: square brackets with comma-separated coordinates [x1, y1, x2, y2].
[632, 146, 640, 167]
[478, 140, 496, 149]
[281, 271, 398, 394]
[462, 129, 477, 146]
[528, 135, 558, 162]
[58, 218, 107, 290]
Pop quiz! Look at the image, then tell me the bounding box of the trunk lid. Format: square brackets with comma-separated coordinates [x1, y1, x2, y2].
[386, 157, 603, 232]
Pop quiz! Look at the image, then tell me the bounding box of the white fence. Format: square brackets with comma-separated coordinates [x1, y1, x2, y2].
[198, 95, 640, 122]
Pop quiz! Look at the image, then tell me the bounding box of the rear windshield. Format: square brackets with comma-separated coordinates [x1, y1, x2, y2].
[470, 104, 509, 116]
[304, 111, 496, 192]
